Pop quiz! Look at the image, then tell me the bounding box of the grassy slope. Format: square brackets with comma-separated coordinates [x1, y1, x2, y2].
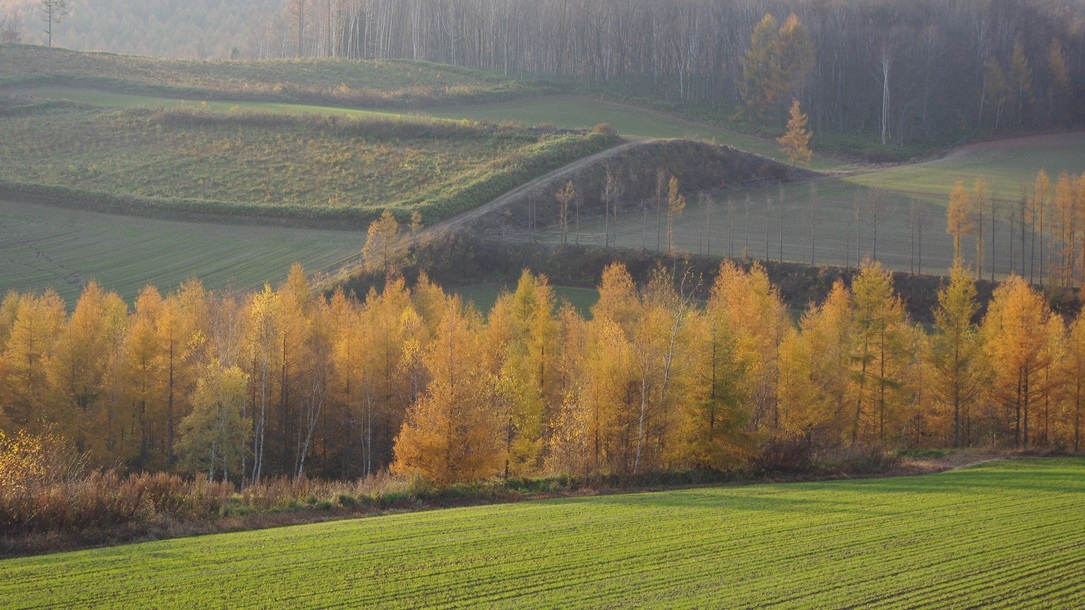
[0, 101, 614, 223]
[2, 459, 1083, 608]
[16, 86, 843, 170]
[845, 132, 1085, 205]
[419, 95, 848, 170]
[0, 43, 536, 107]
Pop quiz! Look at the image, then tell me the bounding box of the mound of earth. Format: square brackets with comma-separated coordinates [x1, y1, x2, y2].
[465, 138, 812, 232]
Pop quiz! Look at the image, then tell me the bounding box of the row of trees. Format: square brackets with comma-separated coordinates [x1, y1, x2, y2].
[947, 169, 1085, 289]
[2, 255, 1084, 484]
[246, 0, 1082, 139]
[1, 1, 66, 47]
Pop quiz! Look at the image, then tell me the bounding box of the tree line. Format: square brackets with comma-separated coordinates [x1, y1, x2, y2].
[2, 252, 1083, 485]
[947, 169, 1085, 289]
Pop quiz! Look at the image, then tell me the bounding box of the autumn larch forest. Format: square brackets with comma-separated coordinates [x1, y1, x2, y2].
[3, 240, 1085, 486]
[2, 0, 1085, 498]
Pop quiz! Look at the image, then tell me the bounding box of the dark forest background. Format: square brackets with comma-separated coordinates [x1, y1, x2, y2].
[3, 0, 1084, 149]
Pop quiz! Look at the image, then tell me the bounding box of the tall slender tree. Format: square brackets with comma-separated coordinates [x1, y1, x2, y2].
[929, 266, 986, 447]
[39, 0, 67, 48]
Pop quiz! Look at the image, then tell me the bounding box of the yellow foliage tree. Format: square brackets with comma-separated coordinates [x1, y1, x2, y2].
[666, 177, 687, 254]
[487, 271, 560, 477]
[392, 300, 502, 485]
[777, 98, 813, 166]
[849, 260, 912, 445]
[176, 363, 251, 483]
[792, 280, 855, 445]
[555, 180, 576, 246]
[1, 291, 65, 434]
[946, 180, 974, 266]
[928, 265, 987, 447]
[1059, 311, 1085, 451]
[982, 275, 1061, 448]
[708, 261, 788, 434]
[736, 13, 815, 123]
[362, 210, 405, 274]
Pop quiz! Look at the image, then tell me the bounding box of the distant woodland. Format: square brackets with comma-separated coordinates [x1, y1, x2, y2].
[2, 0, 1083, 146]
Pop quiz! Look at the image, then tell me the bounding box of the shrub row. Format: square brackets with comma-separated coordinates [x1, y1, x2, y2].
[0, 68, 544, 110]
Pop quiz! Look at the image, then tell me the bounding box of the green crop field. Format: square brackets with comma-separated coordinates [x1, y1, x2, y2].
[2, 459, 1082, 608]
[0, 100, 614, 225]
[15, 86, 842, 170]
[0, 199, 361, 304]
[8, 85, 409, 119]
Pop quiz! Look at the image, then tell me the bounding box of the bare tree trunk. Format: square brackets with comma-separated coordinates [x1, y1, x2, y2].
[880, 50, 891, 146]
[809, 184, 818, 266]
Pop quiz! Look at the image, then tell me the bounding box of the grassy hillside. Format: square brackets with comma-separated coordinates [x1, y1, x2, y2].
[2, 459, 1083, 607]
[0, 43, 538, 107]
[420, 95, 844, 170]
[0, 98, 617, 227]
[845, 132, 1085, 205]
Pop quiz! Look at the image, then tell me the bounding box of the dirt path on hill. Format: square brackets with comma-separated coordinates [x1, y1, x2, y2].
[430, 138, 645, 233]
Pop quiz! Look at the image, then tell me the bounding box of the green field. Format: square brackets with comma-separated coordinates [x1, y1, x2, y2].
[0, 100, 613, 224]
[0, 199, 361, 304]
[8, 85, 410, 119]
[1, 459, 1082, 608]
[846, 132, 1085, 205]
[15, 86, 840, 169]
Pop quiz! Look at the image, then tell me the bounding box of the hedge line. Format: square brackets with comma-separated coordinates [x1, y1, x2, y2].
[0, 71, 546, 110]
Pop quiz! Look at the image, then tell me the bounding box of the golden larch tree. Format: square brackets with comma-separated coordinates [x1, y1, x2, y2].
[1059, 311, 1085, 452]
[928, 265, 987, 447]
[3, 291, 65, 434]
[666, 177, 687, 254]
[362, 210, 405, 274]
[981, 275, 1061, 448]
[849, 260, 911, 445]
[392, 299, 503, 485]
[777, 98, 813, 166]
[795, 280, 855, 445]
[946, 180, 974, 266]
